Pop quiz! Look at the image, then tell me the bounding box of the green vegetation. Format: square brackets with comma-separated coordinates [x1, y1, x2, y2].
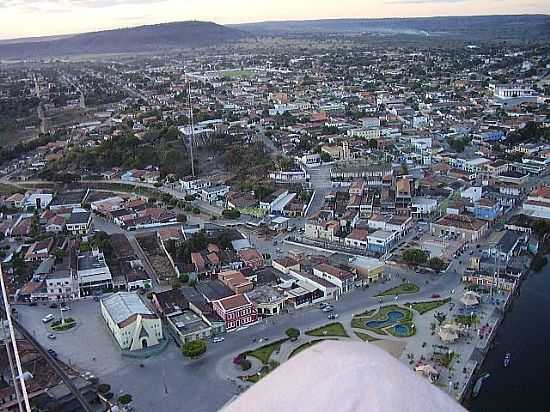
[288, 339, 327, 358]
[354, 332, 379, 342]
[245, 339, 287, 365]
[51, 318, 76, 331]
[181, 339, 207, 358]
[222, 208, 241, 219]
[117, 394, 133, 405]
[0, 183, 24, 195]
[376, 283, 419, 297]
[240, 361, 279, 383]
[222, 69, 254, 79]
[306, 322, 349, 338]
[352, 305, 414, 336]
[285, 328, 300, 341]
[454, 314, 477, 327]
[447, 136, 471, 153]
[403, 249, 429, 267]
[408, 298, 450, 315]
[427, 257, 447, 272]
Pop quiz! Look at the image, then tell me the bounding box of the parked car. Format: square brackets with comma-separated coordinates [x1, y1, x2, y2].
[322, 306, 333, 312]
[49, 303, 58, 309]
[42, 314, 55, 323]
[47, 349, 58, 359]
[213, 337, 225, 343]
[47, 333, 56, 340]
[60, 306, 71, 312]
[327, 313, 339, 320]
[29, 301, 38, 307]
[431, 294, 441, 299]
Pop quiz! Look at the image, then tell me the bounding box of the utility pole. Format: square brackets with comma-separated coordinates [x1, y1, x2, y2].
[188, 81, 195, 178]
[0, 264, 31, 412]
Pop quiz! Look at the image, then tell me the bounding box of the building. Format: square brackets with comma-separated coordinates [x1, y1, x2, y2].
[201, 185, 230, 203]
[212, 294, 258, 331]
[65, 211, 92, 235]
[344, 229, 369, 249]
[430, 214, 489, 242]
[473, 198, 503, 221]
[522, 186, 550, 220]
[312, 264, 356, 295]
[304, 219, 340, 242]
[218, 270, 253, 294]
[77, 249, 113, 296]
[100, 292, 163, 351]
[367, 230, 398, 255]
[247, 286, 286, 318]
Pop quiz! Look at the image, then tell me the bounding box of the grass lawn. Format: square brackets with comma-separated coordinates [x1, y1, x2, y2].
[306, 322, 349, 338]
[376, 283, 420, 297]
[351, 305, 413, 336]
[454, 314, 478, 327]
[240, 360, 279, 383]
[0, 183, 24, 195]
[288, 339, 326, 358]
[354, 308, 376, 317]
[408, 298, 451, 315]
[354, 332, 379, 342]
[51, 319, 77, 332]
[245, 339, 287, 364]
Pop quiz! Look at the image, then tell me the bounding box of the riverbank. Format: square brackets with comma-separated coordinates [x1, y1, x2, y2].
[465, 256, 550, 411]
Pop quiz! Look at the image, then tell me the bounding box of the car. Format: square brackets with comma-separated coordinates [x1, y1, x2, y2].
[327, 313, 339, 320]
[49, 303, 58, 309]
[431, 294, 441, 299]
[93, 296, 100, 302]
[319, 302, 327, 309]
[47, 349, 58, 359]
[29, 301, 38, 307]
[41, 314, 55, 323]
[60, 306, 71, 312]
[47, 333, 56, 340]
[322, 306, 333, 312]
[213, 337, 225, 343]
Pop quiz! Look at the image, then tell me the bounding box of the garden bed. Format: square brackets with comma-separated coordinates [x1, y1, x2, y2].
[376, 283, 419, 297]
[306, 322, 349, 338]
[407, 298, 451, 315]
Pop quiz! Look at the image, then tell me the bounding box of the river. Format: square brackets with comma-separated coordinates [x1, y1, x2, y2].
[469, 261, 550, 411]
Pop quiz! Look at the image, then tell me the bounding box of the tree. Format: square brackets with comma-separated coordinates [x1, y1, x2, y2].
[368, 139, 378, 150]
[177, 213, 187, 223]
[403, 249, 429, 267]
[428, 257, 447, 272]
[118, 394, 132, 405]
[222, 209, 241, 219]
[181, 340, 207, 358]
[97, 384, 111, 394]
[285, 328, 300, 341]
[179, 273, 189, 284]
[320, 152, 332, 163]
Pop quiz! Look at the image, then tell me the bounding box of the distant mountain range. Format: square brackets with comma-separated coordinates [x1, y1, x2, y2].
[231, 14, 550, 42]
[0, 15, 548, 60]
[0, 21, 248, 60]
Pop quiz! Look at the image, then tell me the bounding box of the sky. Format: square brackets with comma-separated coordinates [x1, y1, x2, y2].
[0, 0, 548, 40]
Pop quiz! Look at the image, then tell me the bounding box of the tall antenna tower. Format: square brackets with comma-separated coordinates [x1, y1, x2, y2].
[187, 81, 195, 178]
[0, 265, 31, 412]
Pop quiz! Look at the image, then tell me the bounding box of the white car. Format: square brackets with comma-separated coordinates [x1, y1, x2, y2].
[42, 314, 55, 323]
[60, 306, 71, 312]
[213, 337, 225, 343]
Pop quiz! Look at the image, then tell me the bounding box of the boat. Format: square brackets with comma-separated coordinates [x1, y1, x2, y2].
[504, 353, 511, 368]
[473, 373, 490, 398]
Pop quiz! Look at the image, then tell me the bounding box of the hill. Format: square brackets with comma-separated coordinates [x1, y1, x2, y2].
[0, 21, 249, 59]
[231, 15, 550, 42]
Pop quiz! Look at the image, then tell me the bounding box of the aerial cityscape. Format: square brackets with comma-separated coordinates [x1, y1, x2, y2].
[0, 2, 549, 412]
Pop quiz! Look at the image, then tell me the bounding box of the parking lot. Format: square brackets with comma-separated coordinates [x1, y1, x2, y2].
[15, 299, 235, 412]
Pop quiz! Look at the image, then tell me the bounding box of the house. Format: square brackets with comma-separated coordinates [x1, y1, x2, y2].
[77, 249, 113, 296]
[522, 186, 550, 220]
[473, 198, 503, 221]
[24, 239, 54, 262]
[212, 294, 258, 331]
[217, 270, 253, 294]
[100, 292, 163, 351]
[45, 215, 66, 233]
[49, 190, 88, 211]
[430, 214, 489, 242]
[201, 185, 230, 203]
[65, 211, 92, 235]
[312, 263, 356, 295]
[152, 288, 214, 344]
[367, 230, 398, 255]
[304, 219, 340, 242]
[345, 229, 369, 249]
[5, 193, 25, 209]
[238, 248, 264, 269]
[247, 286, 286, 318]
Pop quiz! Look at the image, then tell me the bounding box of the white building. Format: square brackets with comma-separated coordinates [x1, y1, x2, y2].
[313, 263, 356, 295]
[300, 153, 322, 167]
[201, 185, 230, 203]
[347, 128, 381, 140]
[77, 249, 113, 296]
[522, 186, 550, 220]
[66, 211, 92, 235]
[100, 292, 163, 351]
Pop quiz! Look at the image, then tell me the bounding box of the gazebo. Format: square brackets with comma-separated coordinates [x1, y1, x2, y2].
[460, 291, 480, 307]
